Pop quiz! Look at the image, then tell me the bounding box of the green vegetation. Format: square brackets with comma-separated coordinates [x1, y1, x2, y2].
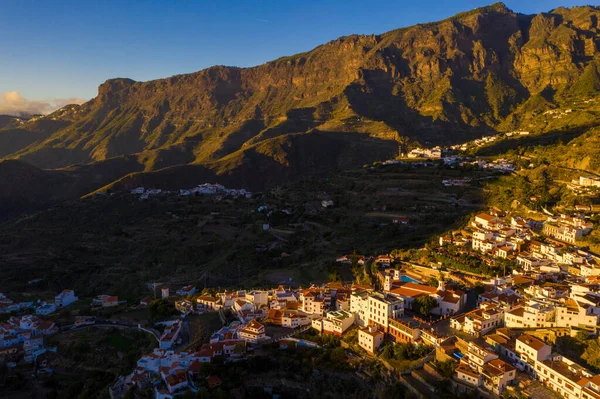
[432, 360, 457, 378]
[297, 328, 341, 348]
[148, 298, 178, 322]
[381, 342, 432, 361]
[0, 163, 483, 297]
[411, 295, 439, 316]
[42, 327, 157, 399]
[556, 333, 600, 373]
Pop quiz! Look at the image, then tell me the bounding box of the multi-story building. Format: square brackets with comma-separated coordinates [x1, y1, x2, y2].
[481, 359, 517, 395]
[466, 340, 499, 373]
[55, 290, 78, 307]
[358, 326, 385, 355]
[299, 290, 327, 316]
[238, 320, 266, 343]
[322, 310, 355, 335]
[387, 318, 421, 343]
[350, 291, 370, 326]
[366, 293, 403, 332]
[450, 303, 504, 337]
[515, 333, 552, 375]
[246, 290, 269, 307]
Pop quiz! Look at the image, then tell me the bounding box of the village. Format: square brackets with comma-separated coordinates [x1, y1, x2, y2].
[124, 183, 253, 201]
[97, 205, 600, 399]
[94, 207, 600, 397]
[1, 141, 599, 398]
[3, 181, 600, 398]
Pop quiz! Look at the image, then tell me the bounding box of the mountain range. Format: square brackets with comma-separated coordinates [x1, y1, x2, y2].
[1, 2, 600, 217]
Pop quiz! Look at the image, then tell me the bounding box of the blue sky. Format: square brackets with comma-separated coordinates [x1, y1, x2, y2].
[0, 0, 591, 106]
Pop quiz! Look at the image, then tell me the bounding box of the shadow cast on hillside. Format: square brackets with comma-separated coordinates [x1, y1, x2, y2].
[475, 122, 597, 156]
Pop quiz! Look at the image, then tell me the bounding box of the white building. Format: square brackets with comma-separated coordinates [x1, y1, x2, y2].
[55, 290, 78, 307]
[358, 325, 385, 354]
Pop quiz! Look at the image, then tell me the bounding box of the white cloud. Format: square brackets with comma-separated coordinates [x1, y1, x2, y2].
[0, 91, 88, 117]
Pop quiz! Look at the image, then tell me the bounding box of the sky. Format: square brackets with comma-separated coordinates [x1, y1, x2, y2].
[0, 0, 592, 115]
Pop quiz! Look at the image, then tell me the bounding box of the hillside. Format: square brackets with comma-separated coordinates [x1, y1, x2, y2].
[0, 163, 491, 299]
[0, 158, 146, 220]
[1, 3, 599, 198]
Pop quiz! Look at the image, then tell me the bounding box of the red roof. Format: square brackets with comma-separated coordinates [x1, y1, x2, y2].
[188, 361, 203, 373]
[207, 375, 221, 387]
[476, 213, 496, 222]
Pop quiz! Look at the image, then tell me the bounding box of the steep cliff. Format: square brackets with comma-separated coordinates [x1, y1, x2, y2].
[1, 3, 599, 191]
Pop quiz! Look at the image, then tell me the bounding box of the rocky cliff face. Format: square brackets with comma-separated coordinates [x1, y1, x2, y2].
[2, 3, 600, 189]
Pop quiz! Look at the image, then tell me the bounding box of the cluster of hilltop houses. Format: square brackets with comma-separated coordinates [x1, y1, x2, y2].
[448, 131, 530, 152]
[449, 134, 501, 151]
[406, 146, 442, 159]
[569, 175, 600, 195]
[0, 289, 79, 317]
[117, 268, 475, 398]
[0, 314, 57, 364]
[129, 183, 252, 200]
[112, 343, 244, 399]
[433, 211, 600, 398]
[111, 205, 600, 398]
[440, 211, 597, 275]
[110, 269, 460, 397]
[445, 260, 600, 399]
[383, 153, 516, 175]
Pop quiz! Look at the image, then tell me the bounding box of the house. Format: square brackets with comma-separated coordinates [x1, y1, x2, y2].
[35, 303, 56, 315]
[238, 320, 266, 343]
[321, 200, 334, 208]
[176, 286, 197, 296]
[450, 303, 504, 337]
[350, 290, 370, 326]
[207, 375, 222, 389]
[299, 291, 326, 315]
[358, 325, 384, 354]
[140, 297, 153, 306]
[482, 359, 517, 395]
[387, 319, 421, 344]
[55, 290, 78, 307]
[281, 311, 310, 328]
[164, 370, 188, 394]
[473, 213, 501, 229]
[366, 293, 404, 332]
[466, 340, 499, 373]
[485, 329, 526, 370]
[197, 295, 221, 311]
[175, 300, 194, 315]
[453, 363, 481, 393]
[102, 296, 119, 307]
[374, 254, 394, 265]
[159, 321, 182, 349]
[454, 355, 515, 395]
[515, 333, 552, 373]
[93, 295, 119, 308]
[321, 310, 355, 335]
[389, 281, 465, 316]
[246, 290, 269, 307]
[535, 355, 597, 399]
[233, 299, 254, 314]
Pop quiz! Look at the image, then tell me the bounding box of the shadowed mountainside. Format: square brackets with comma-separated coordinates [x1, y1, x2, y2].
[1, 3, 600, 215]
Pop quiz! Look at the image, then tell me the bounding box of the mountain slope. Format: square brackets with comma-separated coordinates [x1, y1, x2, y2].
[0, 158, 146, 220]
[1, 3, 600, 195]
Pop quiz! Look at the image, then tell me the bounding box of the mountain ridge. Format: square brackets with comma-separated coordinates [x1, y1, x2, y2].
[1, 3, 600, 216]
